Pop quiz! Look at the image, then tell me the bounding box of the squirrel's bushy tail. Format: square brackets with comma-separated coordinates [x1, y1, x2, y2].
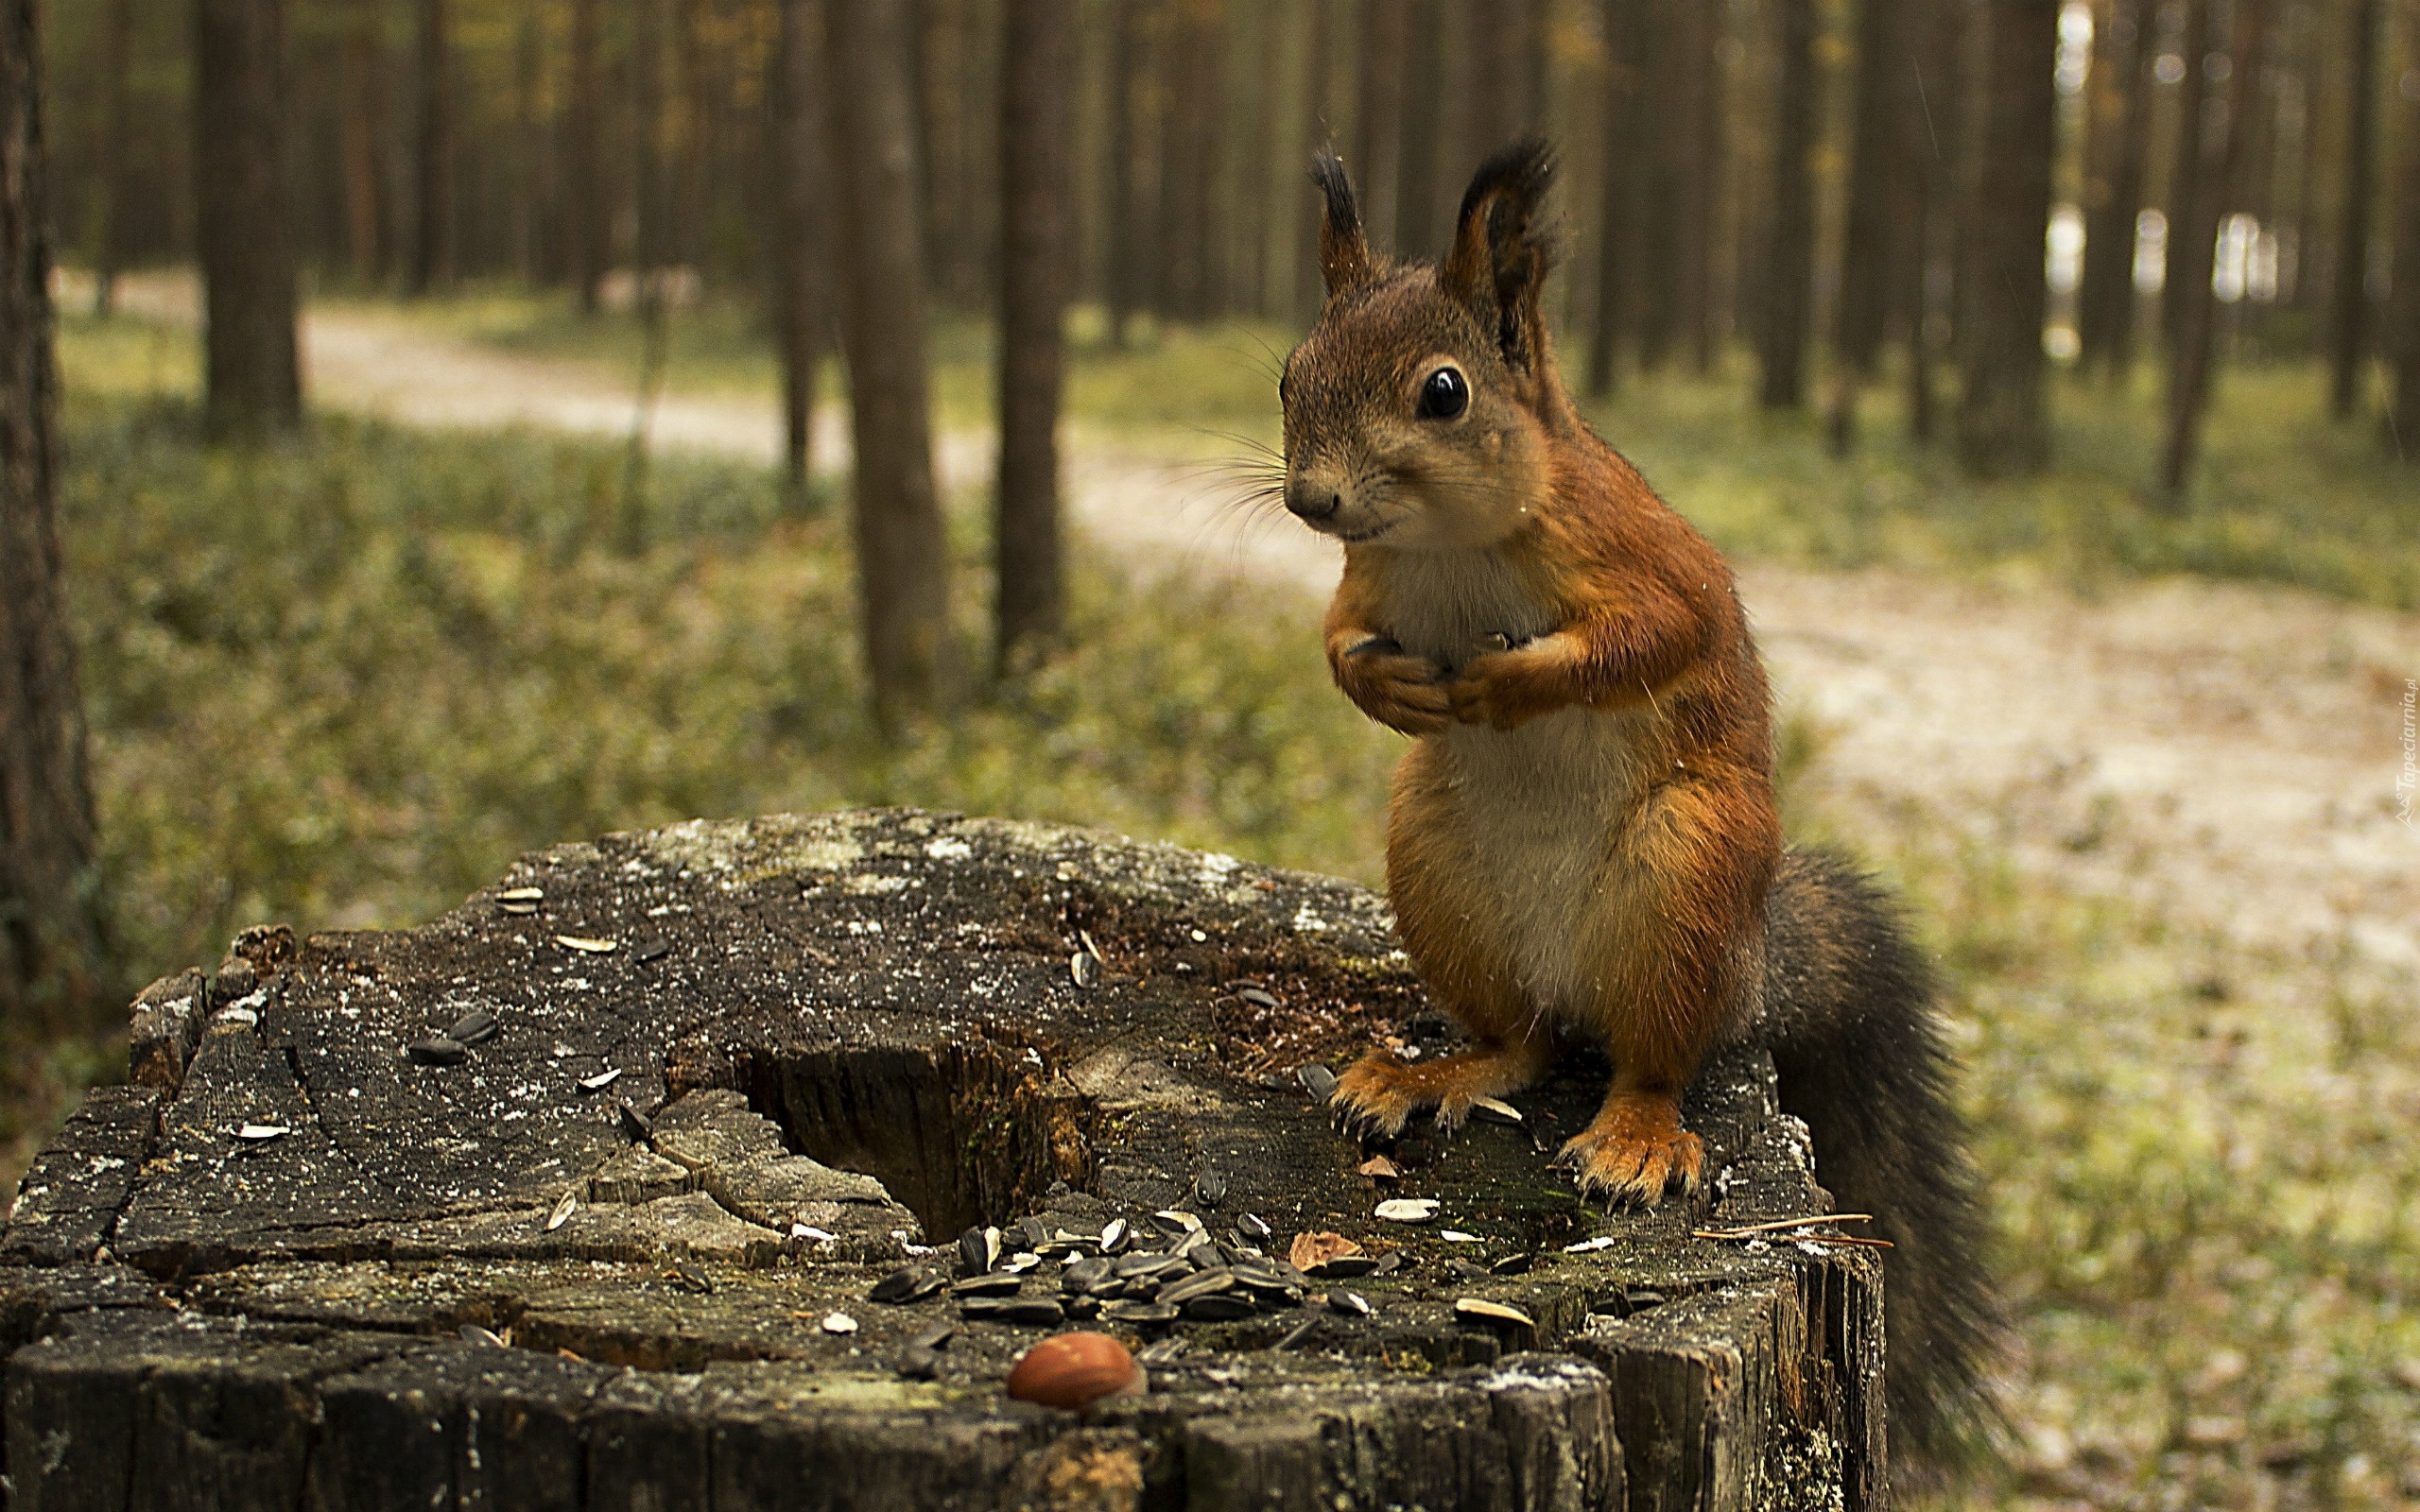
[1756, 847, 2002, 1479]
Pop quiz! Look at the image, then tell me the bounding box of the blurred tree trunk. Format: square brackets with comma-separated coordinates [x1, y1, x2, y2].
[510, 12, 543, 284]
[1905, 0, 1957, 442]
[1469, 0, 1546, 150]
[996, 0, 1073, 670]
[632, 0, 668, 282]
[2078, 0, 2155, 374]
[825, 0, 954, 724]
[1393, 0, 1442, 258]
[338, 2, 385, 285]
[2161, 0, 2214, 349]
[1954, 0, 2056, 475]
[1295, 0, 1336, 321]
[1352, 0, 1406, 255]
[1832, 0, 1905, 379]
[2379, 0, 2417, 456]
[94, 0, 135, 317]
[567, 0, 604, 311]
[194, 0, 302, 437]
[1633, 0, 1676, 369]
[1, 0, 108, 1034]
[1156, 0, 1225, 319]
[1758, 0, 1816, 409]
[2328, 0, 2381, 417]
[1586, 0, 1642, 396]
[2162, 0, 2274, 499]
[1105, 0, 1142, 344]
[1671, 0, 1719, 372]
[409, 0, 452, 295]
[769, 0, 830, 501]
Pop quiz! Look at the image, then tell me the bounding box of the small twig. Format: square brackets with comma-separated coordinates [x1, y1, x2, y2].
[1696, 1212, 1875, 1237]
[1695, 1226, 1895, 1249]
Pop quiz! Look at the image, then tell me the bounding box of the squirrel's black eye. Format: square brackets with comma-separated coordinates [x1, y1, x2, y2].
[1416, 366, 1469, 420]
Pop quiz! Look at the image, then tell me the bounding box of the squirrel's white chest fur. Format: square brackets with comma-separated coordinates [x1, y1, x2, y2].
[1375, 550, 1656, 1010]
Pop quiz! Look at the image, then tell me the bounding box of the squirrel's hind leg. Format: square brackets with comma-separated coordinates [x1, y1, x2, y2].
[1558, 1085, 1703, 1207]
[1331, 1034, 1551, 1138]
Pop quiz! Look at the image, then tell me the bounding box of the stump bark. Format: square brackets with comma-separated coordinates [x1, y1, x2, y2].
[2, 810, 1887, 1510]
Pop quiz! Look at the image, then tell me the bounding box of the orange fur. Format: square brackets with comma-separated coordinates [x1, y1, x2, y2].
[1286, 141, 1781, 1205]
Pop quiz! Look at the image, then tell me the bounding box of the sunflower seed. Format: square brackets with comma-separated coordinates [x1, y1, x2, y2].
[1439, 1229, 1483, 1244]
[1236, 987, 1280, 1010]
[633, 937, 671, 963]
[1374, 1198, 1439, 1224]
[234, 1123, 291, 1142]
[1182, 1294, 1255, 1322]
[1063, 1257, 1113, 1293]
[791, 1224, 836, 1242]
[1195, 1172, 1228, 1208]
[1307, 1254, 1378, 1280]
[669, 1267, 715, 1295]
[616, 1104, 651, 1142]
[958, 1226, 1000, 1275]
[963, 1297, 1063, 1326]
[1186, 1241, 1229, 1271]
[1001, 1251, 1042, 1275]
[458, 1324, 509, 1348]
[1098, 1218, 1130, 1254]
[1115, 1252, 1186, 1280]
[821, 1312, 858, 1334]
[442, 1009, 497, 1046]
[1489, 1252, 1537, 1277]
[1101, 1300, 1179, 1326]
[1230, 1263, 1295, 1300]
[1150, 1210, 1202, 1237]
[897, 1344, 941, 1380]
[545, 1191, 579, 1231]
[1298, 1065, 1339, 1101]
[1469, 1097, 1523, 1125]
[1370, 1251, 1404, 1277]
[1014, 1216, 1049, 1249]
[871, 1266, 943, 1304]
[499, 886, 544, 902]
[1069, 951, 1101, 988]
[556, 935, 618, 954]
[912, 1323, 958, 1350]
[1064, 1295, 1102, 1319]
[501, 901, 541, 916]
[951, 1272, 1026, 1298]
[579, 1068, 625, 1091]
[1236, 1212, 1272, 1243]
[1454, 1297, 1535, 1329]
[1272, 1318, 1321, 1351]
[1159, 1267, 1235, 1305]
[1329, 1290, 1374, 1317]
[407, 1037, 468, 1067]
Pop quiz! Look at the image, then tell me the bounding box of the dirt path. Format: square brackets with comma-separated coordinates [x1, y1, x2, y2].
[104, 279, 2420, 972]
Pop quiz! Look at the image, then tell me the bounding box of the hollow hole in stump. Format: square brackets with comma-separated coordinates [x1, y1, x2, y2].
[736, 1041, 1099, 1240]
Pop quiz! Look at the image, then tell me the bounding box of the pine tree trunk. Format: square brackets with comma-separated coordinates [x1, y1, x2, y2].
[1759, 0, 1817, 410]
[2161, 0, 2215, 351]
[2078, 0, 2156, 374]
[769, 0, 829, 499]
[1633, 0, 1676, 370]
[824, 0, 954, 724]
[1105, 0, 1142, 344]
[1393, 0, 1443, 259]
[339, 3, 385, 285]
[2162, 0, 2274, 499]
[1294, 0, 1335, 322]
[995, 0, 1073, 670]
[409, 0, 452, 295]
[567, 0, 604, 312]
[0, 0, 108, 1033]
[94, 0, 135, 317]
[1832, 0, 1903, 378]
[1671, 0, 1719, 373]
[2328, 0, 2382, 418]
[1351, 0, 1406, 256]
[1954, 0, 2056, 476]
[1586, 0, 1641, 397]
[1904, 0, 1957, 442]
[194, 0, 302, 437]
[2379, 0, 2417, 456]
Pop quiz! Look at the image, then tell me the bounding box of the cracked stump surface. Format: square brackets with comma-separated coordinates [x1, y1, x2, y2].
[2, 809, 1884, 1511]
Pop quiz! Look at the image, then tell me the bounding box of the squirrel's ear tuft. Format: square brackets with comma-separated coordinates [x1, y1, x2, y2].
[1310, 148, 1377, 300]
[1441, 137, 1558, 373]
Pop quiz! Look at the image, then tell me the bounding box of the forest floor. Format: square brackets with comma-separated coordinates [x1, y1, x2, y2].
[31, 272, 2420, 1505]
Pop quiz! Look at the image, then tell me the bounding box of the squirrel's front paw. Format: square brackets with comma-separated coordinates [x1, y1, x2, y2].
[1558, 1093, 1703, 1208]
[1448, 638, 1574, 730]
[1329, 1052, 1424, 1138]
[1334, 643, 1452, 736]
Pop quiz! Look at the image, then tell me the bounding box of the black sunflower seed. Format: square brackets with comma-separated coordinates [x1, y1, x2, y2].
[446, 1010, 500, 1045]
[407, 1037, 468, 1067]
[871, 1266, 943, 1304]
[1101, 1301, 1178, 1326]
[1182, 1294, 1254, 1322]
[1158, 1267, 1235, 1305]
[950, 1272, 1025, 1297]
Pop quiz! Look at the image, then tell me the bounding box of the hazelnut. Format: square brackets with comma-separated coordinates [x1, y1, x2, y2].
[1004, 1331, 1146, 1411]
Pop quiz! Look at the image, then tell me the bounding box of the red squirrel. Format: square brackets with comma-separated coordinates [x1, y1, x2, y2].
[1281, 140, 1997, 1472]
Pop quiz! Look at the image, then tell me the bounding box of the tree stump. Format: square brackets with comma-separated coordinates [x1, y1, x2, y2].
[3, 811, 1886, 1510]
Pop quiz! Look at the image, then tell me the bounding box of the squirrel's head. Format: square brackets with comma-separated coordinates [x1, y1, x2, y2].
[1279, 139, 1573, 552]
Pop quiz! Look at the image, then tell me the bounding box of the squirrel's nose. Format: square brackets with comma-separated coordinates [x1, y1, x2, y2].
[1286, 486, 1342, 523]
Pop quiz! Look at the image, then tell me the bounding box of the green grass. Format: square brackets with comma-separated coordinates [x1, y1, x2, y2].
[21, 304, 2420, 1507]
